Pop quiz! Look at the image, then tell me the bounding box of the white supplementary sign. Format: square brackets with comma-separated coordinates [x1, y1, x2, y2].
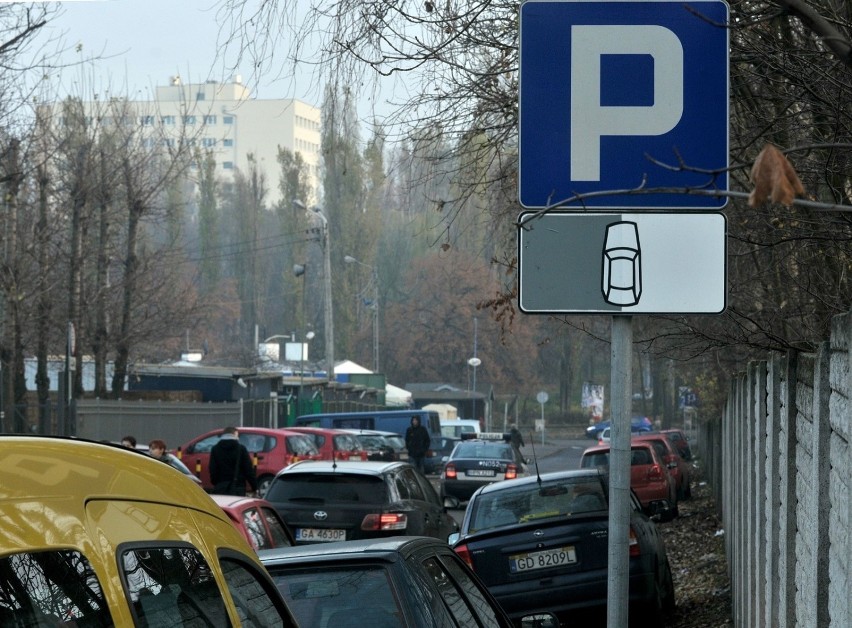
[519, 0, 729, 209]
[518, 212, 727, 314]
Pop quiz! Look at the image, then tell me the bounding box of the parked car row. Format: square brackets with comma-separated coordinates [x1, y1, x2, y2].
[174, 425, 410, 495]
[5, 423, 691, 627]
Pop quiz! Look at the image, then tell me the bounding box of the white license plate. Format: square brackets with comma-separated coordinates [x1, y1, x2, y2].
[295, 528, 346, 542]
[467, 469, 496, 477]
[509, 546, 577, 573]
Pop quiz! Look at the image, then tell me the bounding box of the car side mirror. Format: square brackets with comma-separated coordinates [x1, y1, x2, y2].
[443, 495, 460, 510]
[447, 532, 460, 545]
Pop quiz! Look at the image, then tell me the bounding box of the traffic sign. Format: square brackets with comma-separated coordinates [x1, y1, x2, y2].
[518, 211, 726, 313]
[519, 0, 729, 209]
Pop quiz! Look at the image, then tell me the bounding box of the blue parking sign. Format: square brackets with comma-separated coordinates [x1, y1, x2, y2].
[519, 0, 729, 208]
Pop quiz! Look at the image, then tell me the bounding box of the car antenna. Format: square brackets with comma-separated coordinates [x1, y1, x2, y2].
[528, 431, 542, 489]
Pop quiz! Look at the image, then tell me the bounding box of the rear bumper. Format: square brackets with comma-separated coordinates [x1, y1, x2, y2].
[440, 480, 490, 500]
[490, 566, 656, 619]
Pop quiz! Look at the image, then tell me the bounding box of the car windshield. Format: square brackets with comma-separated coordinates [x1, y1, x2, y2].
[286, 435, 320, 456]
[266, 474, 388, 504]
[453, 442, 512, 460]
[383, 436, 405, 450]
[333, 434, 364, 452]
[466, 478, 607, 533]
[357, 435, 386, 449]
[270, 565, 401, 628]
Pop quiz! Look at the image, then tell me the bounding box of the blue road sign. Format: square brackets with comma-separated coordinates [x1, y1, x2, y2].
[519, 0, 729, 209]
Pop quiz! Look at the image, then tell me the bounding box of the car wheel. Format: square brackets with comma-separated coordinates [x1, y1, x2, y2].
[257, 475, 273, 497]
[661, 559, 676, 613]
[635, 559, 674, 624]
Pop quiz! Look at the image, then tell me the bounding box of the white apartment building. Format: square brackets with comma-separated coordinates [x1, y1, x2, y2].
[49, 76, 321, 207]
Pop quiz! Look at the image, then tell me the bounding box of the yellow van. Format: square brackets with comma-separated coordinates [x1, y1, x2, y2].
[0, 436, 297, 626]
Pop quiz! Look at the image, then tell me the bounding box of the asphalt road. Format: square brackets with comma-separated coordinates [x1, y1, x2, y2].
[431, 437, 594, 523]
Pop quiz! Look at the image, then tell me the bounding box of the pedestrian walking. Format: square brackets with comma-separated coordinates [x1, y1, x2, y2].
[405, 416, 431, 474]
[121, 435, 137, 449]
[210, 427, 258, 496]
[509, 424, 525, 463]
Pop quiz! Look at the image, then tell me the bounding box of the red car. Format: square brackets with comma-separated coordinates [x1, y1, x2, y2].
[285, 426, 369, 462]
[633, 432, 692, 500]
[210, 494, 295, 551]
[175, 427, 321, 495]
[580, 442, 678, 518]
[661, 428, 693, 460]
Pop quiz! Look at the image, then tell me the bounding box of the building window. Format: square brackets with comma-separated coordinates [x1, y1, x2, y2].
[202, 138, 216, 147]
[140, 115, 154, 126]
[223, 116, 234, 125]
[162, 115, 176, 125]
[223, 161, 234, 170]
[162, 138, 175, 147]
[196, 92, 205, 101]
[223, 139, 234, 147]
[184, 115, 196, 125]
[203, 115, 216, 124]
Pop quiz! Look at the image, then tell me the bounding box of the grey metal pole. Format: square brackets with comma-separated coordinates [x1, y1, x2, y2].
[373, 268, 379, 373]
[608, 315, 632, 627]
[315, 210, 335, 382]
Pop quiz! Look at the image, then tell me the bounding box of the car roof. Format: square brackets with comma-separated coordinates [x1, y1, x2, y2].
[278, 459, 409, 476]
[473, 468, 603, 496]
[209, 494, 273, 509]
[339, 429, 401, 437]
[258, 535, 446, 565]
[583, 442, 654, 454]
[0, 436, 233, 529]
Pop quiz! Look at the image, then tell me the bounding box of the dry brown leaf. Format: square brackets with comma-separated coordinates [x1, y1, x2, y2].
[748, 144, 805, 207]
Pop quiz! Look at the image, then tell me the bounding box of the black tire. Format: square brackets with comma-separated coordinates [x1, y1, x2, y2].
[257, 475, 273, 497]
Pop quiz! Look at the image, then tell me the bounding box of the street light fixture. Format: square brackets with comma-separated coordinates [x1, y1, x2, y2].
[344, 254, 379, 373]
[292, 199, 334, 383]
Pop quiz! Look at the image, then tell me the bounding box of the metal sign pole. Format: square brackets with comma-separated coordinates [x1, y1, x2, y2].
[607, 315, 632, 627]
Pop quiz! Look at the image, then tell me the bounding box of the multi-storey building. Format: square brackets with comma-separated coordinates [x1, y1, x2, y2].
[48, 76, 321, 206]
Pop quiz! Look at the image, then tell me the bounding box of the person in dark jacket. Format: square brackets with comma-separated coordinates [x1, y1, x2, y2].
[209, 427, 258, 496]
[405, 416, 431, 474]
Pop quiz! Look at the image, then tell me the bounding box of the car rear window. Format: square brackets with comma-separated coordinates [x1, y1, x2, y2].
[286, 435, 319, 456]
[453, 442, 512, 460]
[467, 478, 607, 533]
[266, 474, 388, 504]
[581, 448, 655, 468]
[270, 565, 402, 627]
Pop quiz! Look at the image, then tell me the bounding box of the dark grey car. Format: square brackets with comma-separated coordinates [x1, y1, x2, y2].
[259, 536, 549, 628]
[263, 460, 459, 544]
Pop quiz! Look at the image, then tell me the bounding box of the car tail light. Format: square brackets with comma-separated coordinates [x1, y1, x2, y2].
[453, 543, 474, 570]
[361, 513, 408, 531]
[629, 527, 640, 557]
[505, 463, 518, 480]
[647, 464, 665, 482]
[445, 463, 457, 480]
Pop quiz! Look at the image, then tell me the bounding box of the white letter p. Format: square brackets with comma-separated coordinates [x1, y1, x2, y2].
[570, 25, 683, 181]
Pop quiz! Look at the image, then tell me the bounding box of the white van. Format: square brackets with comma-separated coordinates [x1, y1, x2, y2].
[440, 419, 481, 439]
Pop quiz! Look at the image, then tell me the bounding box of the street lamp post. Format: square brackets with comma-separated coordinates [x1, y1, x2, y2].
[292, 199, 334, 383]
[344, 255, 379, 373]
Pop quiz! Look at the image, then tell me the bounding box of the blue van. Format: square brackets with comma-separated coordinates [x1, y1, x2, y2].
[294, 410, 442, 460]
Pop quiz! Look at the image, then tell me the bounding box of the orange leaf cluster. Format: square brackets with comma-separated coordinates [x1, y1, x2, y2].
[748, 144, 805, 208]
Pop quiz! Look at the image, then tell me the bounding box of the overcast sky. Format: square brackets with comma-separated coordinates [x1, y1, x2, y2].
[42, 0, 324, 106]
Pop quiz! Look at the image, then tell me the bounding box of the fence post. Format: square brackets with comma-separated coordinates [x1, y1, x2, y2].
[811, 342, 831, 627]
[764, 353, 782, 627]
[752, 361, 768, 626]
[778, 351, 797, 628]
